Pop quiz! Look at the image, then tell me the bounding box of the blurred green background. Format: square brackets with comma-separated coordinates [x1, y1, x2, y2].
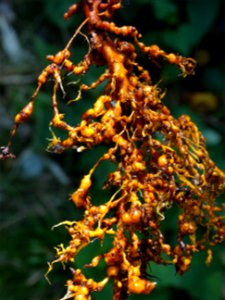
[0, 0, 224, 299]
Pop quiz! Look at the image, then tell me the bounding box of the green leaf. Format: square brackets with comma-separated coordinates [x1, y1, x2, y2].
[33, 36, 58, 59]
[44, 0, 79, 29]
[186, 0, 221, 46]
[202, 68, 225, 92]
[187, 0, 221, 37]
[202, 128, 222, 146]
[149, 0, 178, 22]
[162, 0, 221, 54]
[162, 23, 193, 55]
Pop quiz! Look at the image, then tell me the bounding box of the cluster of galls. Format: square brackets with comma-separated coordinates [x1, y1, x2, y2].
[1, 1, 225, 300]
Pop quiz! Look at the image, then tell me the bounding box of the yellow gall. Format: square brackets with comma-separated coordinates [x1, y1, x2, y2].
[150, 44, 160, 55]
[167, 53, 177, 63]
[81, 126, 96, 138]
[107, 265, 119, 277]
[89, 255, 101, 267]
[162, 243, 171, 253]
[70, 190, 86, 208]
[122, 212, 132, 225]
[128, 276, 156, 294]
[80, 175, 92, 191]
[180, 222, 196, 235]
[167, 166, 174, 174]
[144, 192, 154, 203]
[206, 249, 213, 265]
[15, 102, 34, 124]
[98, 205, 108, 214]
[78, 286, 89, 296]
[74, 295, 89, 300]
[179, 257, 191, 273]
[68, 284, 78, 293]
[130, 208, 142, 223]
[132, 161, 145, 171]
[157, 154, 168, 167]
